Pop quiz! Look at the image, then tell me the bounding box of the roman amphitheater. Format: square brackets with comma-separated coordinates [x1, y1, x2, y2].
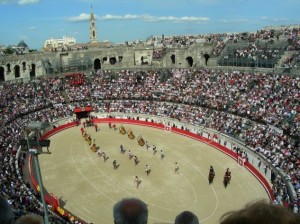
[0, 25, 299, 224]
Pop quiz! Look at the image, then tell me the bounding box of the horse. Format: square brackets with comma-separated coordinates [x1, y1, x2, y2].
[83, 132, 88, 141]
[119, 125, 126, 135]
[128, 130, 135, 139]
[87, 136, 92, 145]
[137, 136, 145, 146]
[223, 175, 231, 188]
[208, 171, 215, 184]
[90, 143, 97, 152]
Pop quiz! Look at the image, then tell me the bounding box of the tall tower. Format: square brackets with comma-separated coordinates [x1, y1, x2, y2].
[90, 5, 98, 43]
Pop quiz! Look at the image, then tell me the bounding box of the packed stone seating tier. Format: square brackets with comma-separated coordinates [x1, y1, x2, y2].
[0, 68, 299, 223]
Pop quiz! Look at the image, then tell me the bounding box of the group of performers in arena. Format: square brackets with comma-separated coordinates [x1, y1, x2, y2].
[81, 121, 108, 161]
[82, 118, 94, 128]
[81, 121, 232, 189]
[208, 166, 232, 188]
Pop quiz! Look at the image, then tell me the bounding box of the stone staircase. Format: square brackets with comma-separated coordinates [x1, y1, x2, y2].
[277, 50, 297, 67]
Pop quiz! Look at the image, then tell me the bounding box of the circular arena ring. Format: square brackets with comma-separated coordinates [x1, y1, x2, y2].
[32, 118, 272, 224]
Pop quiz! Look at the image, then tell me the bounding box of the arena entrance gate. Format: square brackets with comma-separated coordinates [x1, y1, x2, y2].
[73, 106, 93, 120]
[94, 58, 101, 70]
[0, 66, 4, 82]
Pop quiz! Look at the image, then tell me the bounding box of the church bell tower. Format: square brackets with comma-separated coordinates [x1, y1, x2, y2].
[90, 5, 98, 43]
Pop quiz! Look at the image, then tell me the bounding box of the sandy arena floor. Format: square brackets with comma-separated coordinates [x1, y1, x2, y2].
[38, 123, 270, 224]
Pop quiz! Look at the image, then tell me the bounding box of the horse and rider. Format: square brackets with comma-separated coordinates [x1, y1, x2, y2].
[208, 165, 215, 184]
[223, 168, 231, 188]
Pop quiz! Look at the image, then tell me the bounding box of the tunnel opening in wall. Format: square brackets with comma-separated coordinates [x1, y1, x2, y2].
[30, 64, 36, 77]
[110, 57, 117, 65]
[0, 67, 4, 82]
[204, 53, 210, 66]
[186, 56, 194, 67]
[14, 65, 20, 78]
[94, 58, 101, 70]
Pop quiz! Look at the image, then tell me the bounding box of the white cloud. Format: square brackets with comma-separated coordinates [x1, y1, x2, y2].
[67, 13, 91, 22]
[0, 0, 15, 4]
[102, 14, 139, 20]
[221, 18, 249, 23]
[18, 0, 40, 5]
[67, 13, 210, 23]
[261, 16, 289, 22]
[0, 0, 40, 5]
[102, 14, 210, 23]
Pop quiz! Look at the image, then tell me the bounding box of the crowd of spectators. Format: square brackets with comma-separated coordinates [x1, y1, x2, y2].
[233, 43, 280, 60]
[219, 43, 282, 68]
[284, 27, 300, 51]
[149, 27, 290, 60]
[0, 77, 65, 126]
[0, 67, 299, 223]
[65, 68, 299, 210]
[152, 48, 167, 59]
[65, 69, 299, 137]
[151, 35, 199, 48]
[281, 53, 300, 68]
[0, 77, 77, 222]
[0, 108, 75, 223]
[211, 40, 226, 56]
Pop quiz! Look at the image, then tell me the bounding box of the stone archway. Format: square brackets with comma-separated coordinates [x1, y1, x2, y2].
[109, 57, 117, 65]
[14, 65, 20, 78]
[186, 56, 194, 67]
[0, 66, 4, 82]
[30, 64, 36, 77]
[170, 54, 176, 64]
[7, 63, 11, 73]
[204, 53, 210, 66]
[22, 62, 26, 71]
[94, 58, 101, 70]
[141, 56, 148, 65]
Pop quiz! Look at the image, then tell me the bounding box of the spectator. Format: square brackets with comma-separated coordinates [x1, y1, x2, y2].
[113, 198, 148, 224]
[175, 211, 199, 224]
[220, 200, 300, 224]
[0, 194, 14, 224]
[14, 214, 43, 224]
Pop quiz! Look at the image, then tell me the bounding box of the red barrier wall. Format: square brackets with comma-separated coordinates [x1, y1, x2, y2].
[41, 122, 78, 140]
[28, 122, 78, 220]
[94, 118, 274, 200]
[29, 118, 274, 220]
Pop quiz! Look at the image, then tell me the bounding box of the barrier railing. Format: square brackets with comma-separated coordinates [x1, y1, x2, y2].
[29, 117, 275, 220]
[92, 112, 297, 202]
[93, 117, 274, 200]
[28, 121, 86, 223]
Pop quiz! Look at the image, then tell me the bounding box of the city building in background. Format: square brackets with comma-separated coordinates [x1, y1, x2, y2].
[43, 36, 77, 51]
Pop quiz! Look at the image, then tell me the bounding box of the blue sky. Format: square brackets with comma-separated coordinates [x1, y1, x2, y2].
[0, 0, 300, 49]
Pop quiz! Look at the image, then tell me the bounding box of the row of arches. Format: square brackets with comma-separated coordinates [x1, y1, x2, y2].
[80, 56, 206, 72]
[0, 63, 36, 82]
[91, 51, 211, 72]
[170, 55, 195, 67]
[170, 54, 210, 67]
[0, 53, 211, 82]
[93, 56, 124, 70]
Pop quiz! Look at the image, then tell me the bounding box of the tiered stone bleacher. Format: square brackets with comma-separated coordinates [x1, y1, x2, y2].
[0, 27, 299, 221]
[217, 28, 300, 68]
